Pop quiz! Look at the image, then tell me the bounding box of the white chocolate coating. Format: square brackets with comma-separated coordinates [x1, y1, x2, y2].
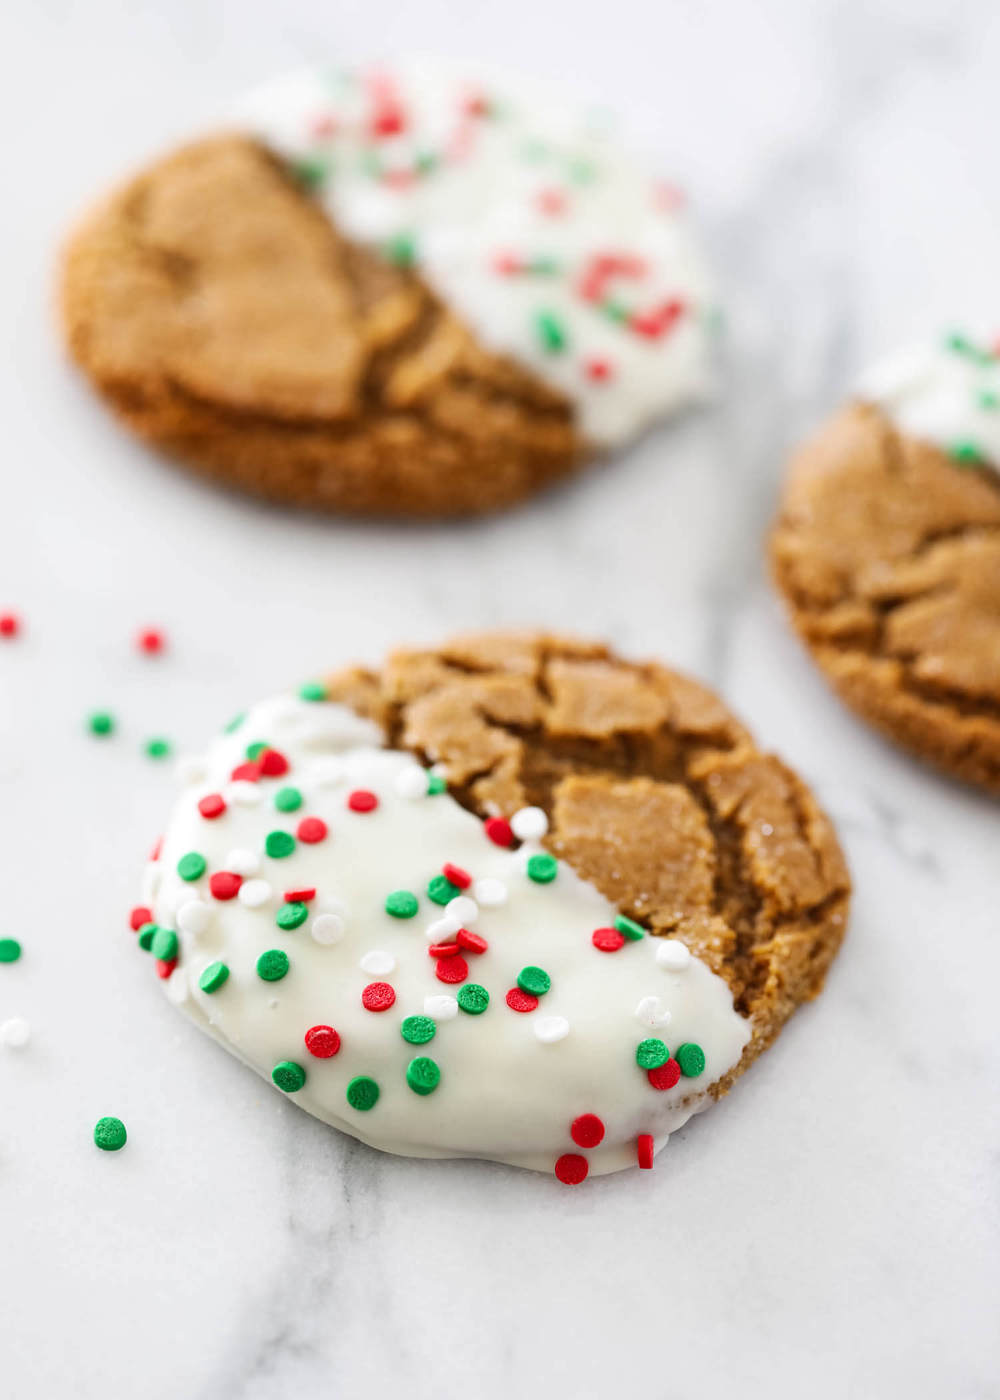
[145, 695, 751, 1178]
[234, 62, 718, 448]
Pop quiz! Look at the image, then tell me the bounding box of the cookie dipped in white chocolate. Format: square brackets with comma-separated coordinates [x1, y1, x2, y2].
[142, 694, 751, 1181]
[234, 62, 718, 450]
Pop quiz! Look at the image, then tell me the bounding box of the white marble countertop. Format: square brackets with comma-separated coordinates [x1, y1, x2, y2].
[2, 2, 998, 1396]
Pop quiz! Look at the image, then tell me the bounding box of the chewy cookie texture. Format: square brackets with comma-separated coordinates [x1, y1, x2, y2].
[326, 631, 851, 1090]
[770, 403, 1000, 794]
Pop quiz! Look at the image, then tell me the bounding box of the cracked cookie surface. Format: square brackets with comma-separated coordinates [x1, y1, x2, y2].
[771, 403, 1000, 794]
[325, 630, 851, 1092]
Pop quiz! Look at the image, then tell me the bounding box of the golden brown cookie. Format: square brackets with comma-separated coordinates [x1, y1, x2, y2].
[770, 402, 1000, 793]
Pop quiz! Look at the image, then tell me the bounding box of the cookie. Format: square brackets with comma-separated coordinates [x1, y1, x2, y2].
[770, 335, 1000, 794]
[138, 632, 849, 1181]
[61, 63, 718, 517]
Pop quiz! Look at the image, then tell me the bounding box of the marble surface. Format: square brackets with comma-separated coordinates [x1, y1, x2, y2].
[1, 2, 998, 1396]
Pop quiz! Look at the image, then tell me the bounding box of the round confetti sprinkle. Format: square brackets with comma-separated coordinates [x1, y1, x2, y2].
[198, 793, 226, 820]
[239, 879, 272, 909]
[385, 890, 419, 919]
[426, 773, 447, 795]
[506, 987, 538, 1013]
[647, 1059, 681, 1091]
[277, 902, 308, 931]
[511, 806, 548, 841]
[429, 939, 460, 957]
[570, 1113, 605, 1148]
[406, 1056, 441, 1096]
[360, 949, 396, 976]
[401, 1014, 436, 1044]
[88, 711, 115, 737]
[346, 1076, 380, 1111]
[636, 1134, 655, 1169]
[483, 816, 514, 847]
[456, 929, 488, 955]
[284, 886, 315, 904]
[305, 1025, 341, 1058]
[517, 965, 551, 997]
[526, 852, 558, 883]
[426, 915, 460, 943]
[272, 1060, 306, 1093]
[614, 914, 645, 941]
[424, 994, 459, 1020]
[347, 789, 378, 813]
[297, 816, 328, 844]
[209, 871, 242, 901]
[93, 1117, 127, 1152]
[554, 1153, 588, 1185]
[0, 1017, 30, 1048]
[226, 848, 260, 877]
[274, 786, 303, 813]
[145, 738, 171, 760]
[361, 981, 396, 1012]
[675, 1042, 706, 1077]
[177, 900, 211, 936]
[150, 927, 178, 962]
[230, 767, 263, 790]
[177, 852, 206, 882]
[442, 862, 471, 889]
[265, 830, 296, 859]
[0, 612, 21, 638]
[136, 923, 156, 951]
[446, 895, 478, 926]
[257, 949, 289, 982]
[656, 940, 691, 970]
[534, 1015, 570, 1043]
[435, 954, 469, 984]
[155, 958, 176, 980]
[456, 983, 489, 1015]
[298, 681, 327, 702]
[259, 748, 289, 777]
[636, 1038, 670, 1069]
[592, 926, 625, 952]
[311, 913, 345, 945]
[129, 906, 152, 931]
[473, 877, 507, 906]
[198, 961, 229, 994]
[395, 766, 430, 799]
[427, 874, 460, 906]
[137, 627, 165, 654]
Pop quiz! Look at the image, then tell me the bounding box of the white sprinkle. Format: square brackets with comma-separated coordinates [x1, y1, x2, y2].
[425, 915, 461, 943]
[311, 913, 345, 946]
[395, 766, 429, 799]
[634, 995, 672, 1029]
[534, 1015, 570, 1043]
[473, 877, 508, 907]
[238, 878, 273, 909]
[174, 754, 206, 785]
[176, 900, 212, 935]
[423, 994, 459, 1021]
[0, 1017, 30, 1048]
[446, 895, 478, 926]
[165, 967, 189, 1004]
[312, 757, 347, 786]
[227, 780, 263, 806]
[226, 847, 260, 877]
[511, 806, 548, 841]
[656, 940, 692, 971]
[360, 949, 396, 975]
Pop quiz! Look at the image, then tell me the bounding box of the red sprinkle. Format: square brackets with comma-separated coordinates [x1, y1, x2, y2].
[584, 356, 613, 382]
[231, 761, 262, 783]
[436, 955, 469, 985]
[361, 981, 396, 1012]
[259, 748, 289, 777]
[372, 105, 405, 137]
[155, 958, 177, 980]
[137, 627, 165, 655]
[570, 1113, 606, 1149]
[0, 612, 21, 638]
[209, 871, 242, 902]
[297, 816, 328, 844]
[631, 299, 684, 340]
[429, 940, 461, 958]
[592, 926, 625, 953]
[492, 251, 521, 276]
[554, 1153, 589, 1185]
[149, 836, 163, 862]
[484, 816, 514, 847]
[463, 91, 489, 118]
[198, 793, 226, 820]
[456, 929, 488, 955]
[505, 987, 538, 1013]
[636, 1134, 655, 1169]
[284, 887, 316, 903]
[647, 1059, 681, 1091]
[347, 790, 378, 814]
[536, 187, 567, 216]
[129, 905, 152, 932]
[442, 862, 472, 890]
[304, 1024, 341, 1058]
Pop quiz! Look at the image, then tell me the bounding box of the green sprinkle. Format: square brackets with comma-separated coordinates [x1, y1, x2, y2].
[256, 949, 289, 982]
[945, 330, 974, 357]
[401, 1015, 436, 1045]
[246, 741, 268, 760]
[427, 874, 460, 905]
[602, 299, 631, 324]
[415, 151, 438, 175]
[676, 1042, 706, 1077]
[144, 737, 171, 760]
[88, 711, 114, 737]
[614, 914, 645, 942]
[535, 309, 567, 353]
[517, 965, 551, 997]
[385, 890, 419, 919]
[457, 983, 489, 1015]
[198, 961, 229, 994]
[406, 1056, 441, 1096]
[93, 1116, 127, 1152]
[529, 256, 561, 276]
[136, 922, 157, 952]
[292, 155, 329, 190]
[427, 773, 446, 795]
[346, 1075, 380, 1111]
[272, 1060, 307, 1092]
[978, 389, 1000, 411]
[276, 901, 308, 931]
[636, 1037, 670, 1069]
[150, 927, 178, 962]
[0, 938, 22, 963]
[299, 681, 327, 702]
[265, 831, 296, 859]
[526, 852, 558, 884]
[567, 156, 597, 184]
[223, 712, 245, 734]
[950, 440, 986, 467]
[384, 231, 416, 267]
[274, 786, 303, 813]
[177, 852, 206, 882]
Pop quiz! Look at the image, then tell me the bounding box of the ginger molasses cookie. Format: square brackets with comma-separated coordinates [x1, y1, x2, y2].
[136, 632, 848, 1182]
[62, 64, 718, 517]
[771, 334, 1000, 794]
